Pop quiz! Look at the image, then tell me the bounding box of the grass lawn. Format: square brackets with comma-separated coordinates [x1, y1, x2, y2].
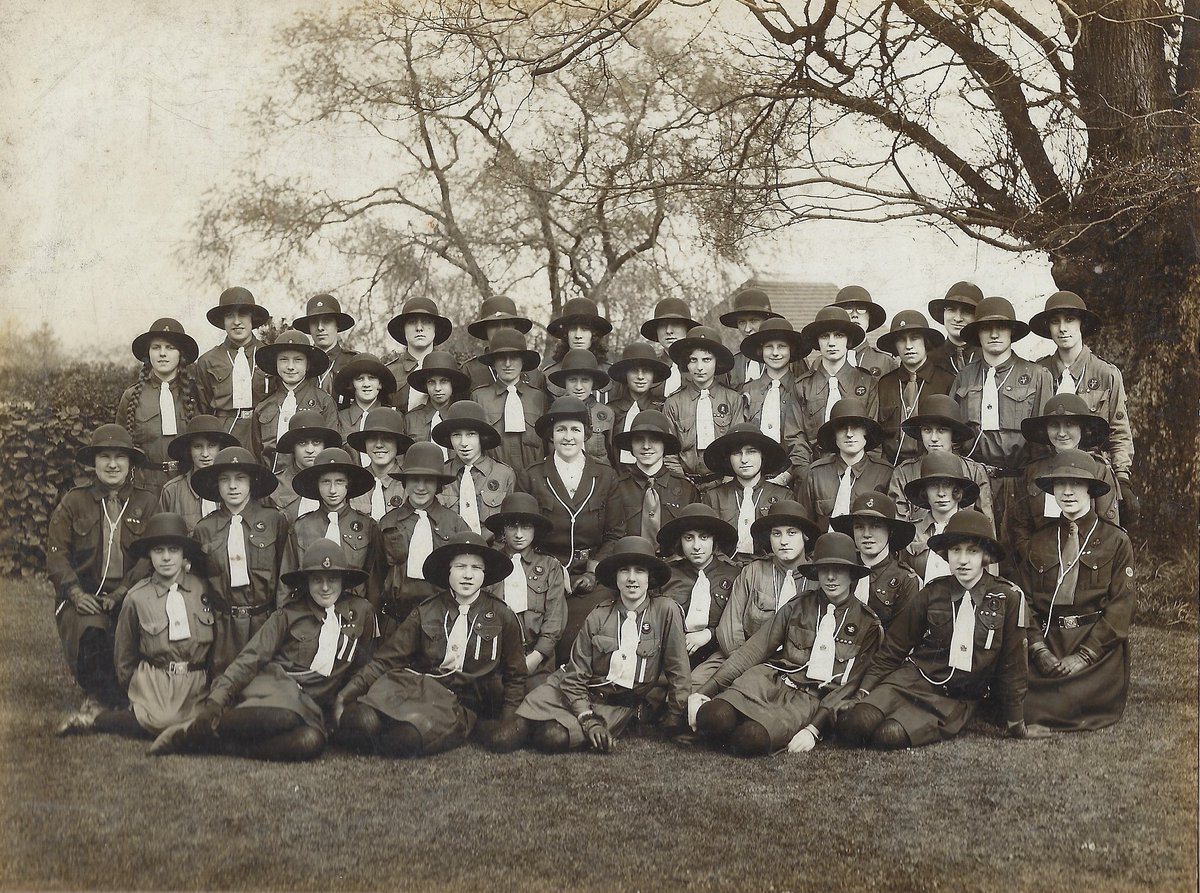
[1, 577, 1195, 893]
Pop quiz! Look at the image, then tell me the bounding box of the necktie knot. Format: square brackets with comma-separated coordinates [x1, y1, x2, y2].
[416, 509, 427, 519]
[458, 603, 470, 616]
[231, 514, 243, 526]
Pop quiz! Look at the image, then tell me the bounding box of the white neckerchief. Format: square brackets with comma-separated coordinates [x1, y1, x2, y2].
[277, 387, 299, 443]
[695, 388, 716, 450]
[664, 364, 682, 397]
[806, 603, 838, 681]
[310, 605, 340, 676]
[406, 508, 434, 578]
[761, 379, 782, 441]
[324, 510, 341, 543]
[618, 403, 641, 465]
[227, 514, 250, 587]
[370, 477, 387, 521]
[164, 581, 191, 641]
[504, 552, 529, 614]
[922, 520, 952, 586]
[824, 374, 841, 423]
[231, 346, 253, 408]
[736, 484, 757, 554]
[159, 380, 178, 436]
[606, 606, 641, 688]
[458, 463, 482, 534]
[440, 596, 479, 673]
[684, 567, 711, 633]
[948, 590, 976, 671]
[503, 383, 526, 432]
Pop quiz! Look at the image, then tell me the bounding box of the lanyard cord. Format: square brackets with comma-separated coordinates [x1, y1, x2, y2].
[891, 377, 926, 465]
[96, 496, 130, 597]
[546, 476, 597, 566]
[1042, 518, 1100, 637]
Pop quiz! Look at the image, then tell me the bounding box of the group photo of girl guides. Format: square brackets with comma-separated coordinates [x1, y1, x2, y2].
[48, 280, 1137, 761]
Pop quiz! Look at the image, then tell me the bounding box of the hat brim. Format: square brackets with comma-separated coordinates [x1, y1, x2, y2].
[432, 417, 502, 451]
[903, 475, 981, 510]
[656, 515, 738, 557]
[829, 513, 917, 553]
[333, 359, 398, 396]
[612, 427, 681, 456]
[388, 467, 455, 485]
[799, 557, 871, 581]
[739, 330, 809, 363]
[423, 542, 513, 589]
[607, 356, 670, 384]
[128, 533, 206, 566]
[1020, 415, 1110, 450]
[190, 461, 279, 501]
[927, 531, 1005, 563]
[406, 365, 471, 394]
[595, 551, 672, 589]
[292, 462, 377, 500]
[280, 564, 370, 590]
[900, 415, 975, 444]
[960, 317, 1031, 346]
[467, 315, 533, 341]
[749, 512, 820, 547]
[479, 349, 541, 371]
[1029, 308, 1102, 340]
[927, 298, 978, 324]
[76, 444, 149, 468]
[666, 338, 736, 374]
[1034, 472, 1112, 498]
[292, 311, 355, 333]
[640, 315, 700, 340]
[387, 313, 453, 346]
[534, 409, 591, 440]
[346, 427, 415, 454]
[816, 416, 885, 454]
[718, 307, 783, 328]
[547, 365, 611, 389]
[483, 511, 553, 537]
[167, 428, 241, 463]
[276, 426, 343, 455]
[207, 304, 271, 329]
[703, 431, 789, 477]
[799, 319, 866, 350]
[546, 314, 614, 339]
[836, 301, 886, 332]
[255, 342, 332, 378]
[876, 326, 946, 356]
[132, 330, 200, 365]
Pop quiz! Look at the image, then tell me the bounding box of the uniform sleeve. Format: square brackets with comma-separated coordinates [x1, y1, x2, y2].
[969, 460, 995, 524]
[206, 610, 290, 709]
[714, 565, 752, 656]
[861, 586, 928, 692]
[112, 591, 141, 690]
[661, 398, 685, 478]
[1080, 532, 1135, 659]
[658, 601, 692, 717]
[863, 375, 880, 421]
[590, 471, 627, 565]
[700, 604, 788, 697]
[276, 528, 302, 609]
[1033, 364, 1054, 414]
[46, 495, 84, 601]
[532, 562, 567, 660]
[887, 467, 910, 519]
[195, 354, 216, 415]
[1106, 368, 1134, 479]
[338, 607, 421, 702]
[499, 608, 528, 713]
[993, 587, 1029, 726]
[810, 615, 882, 735]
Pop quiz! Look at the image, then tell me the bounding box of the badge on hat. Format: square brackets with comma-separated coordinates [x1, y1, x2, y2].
[865, 496, 876, 509]
[322, 556, 332, 568]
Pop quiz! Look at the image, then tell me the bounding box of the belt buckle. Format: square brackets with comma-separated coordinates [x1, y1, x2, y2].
[167, 660, 189, 676]
[575, 548, 591, 562]
[231, 605, 251, 619]
[239, 409, 255, 420]
[1060, 616, 1079, 630]
[781, 674, 799, 690]
[161, 460, 180, 474]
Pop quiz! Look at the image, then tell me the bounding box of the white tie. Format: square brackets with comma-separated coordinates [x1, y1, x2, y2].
[504, 553, 528, 614]
[618, 404, 640, 465]
[824, 375, 841, 423]
[370, 479, 387, 521]
[665, 364, 682, 396]
[357, 410, 372, 467]
[807, 604, 837, 682]
[430, 410, 450, 459]
[981, 366, 1001, 431]
[231, 347, 253, 408]
[778, 570, 798, 608]
[923, 524, 951, 586]
[406, 357, 428, 411]
[695, 389, 716, 450]
[847, 349, 858, 367]
[736, 486, 756, 553]
[440, 603, 471, 672]
[684, 569, 711, 632]
[745, 359, 764, 382]
[459, 466, 482, 534]
[324, 511, 340, 543]
[503, 384, 526, 433]
[854, 574, 870, 605]
[761, 380, 782, 440]
[1057, 367, 1077, 395]
[606, 610, 640, 688]
[276, 389, 298, 443]
[165, 582, 191, 641]
[200, 497, 217, 519]
[227, 515, 250, 587]
[406, 509, 434, 578]
[831, 466, 854, 528]
[310, 605, 340, 676]
[948, 591, 976, 671]
[298, 496, 320, 517]
[1043, 492, 1063, 519]
[159, 382, 178, 436]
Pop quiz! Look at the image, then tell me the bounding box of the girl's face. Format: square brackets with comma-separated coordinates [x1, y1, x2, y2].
[223, 309, 254, 346]
[404, 315, 437, 351]
[1046, 419, 1083, 452]
[1052, 478, 1092, 518]
[853, 519, 890, 561]
[943, 302, 974, 341]
[895, 332, 927, 370]
[925, 479, 964, 515]
[308, 314, 339, 350]
[448, 553, 486, 599]
[94, 449, 131, 489]
[680, 530, 715, 567]
[147, 338, 182, 380]
[150, 544, 186, 580]
[920, 424, 954, 452]
[631, 433, 665, 468]
[318, 472, 349, 510]
[450, 429, 482, 465]
[565, 324, 594, 351]
[760, 338, 791, 372]
[625, 364, 655, 396]
[424, 374, 455, 406]
[276, 349, 309, 387]
[503, 521, 537, 553]
[353, 374, 381, 403]
[563, 373, 595, 401]
[189, 436, 224, 470]
[687, 350, 716, 388]
[482, 320, 514, 342]
[770, 525, 807, 563]
[616, 565, 651, 606]
[404, 474, 438, 509]
[492, 353, 523, 384]
[978, 323, 1013, 358]
[292, 436, 326, 470]
[363, 435, 398, 469]
[308, 570, 344, 609]
[836, 423, 868, 457]
[218, 470, 252, 511]
[1048, 312, 1083, 352]
[731, 445, 763, 481]
[819, 566, 853, 605]
[736, 313, 767, 336]
[947, 541, 987, 587]
[655, 320, 689, 349]
[552, 420, 585, 460]
[818, 331, 849, 363]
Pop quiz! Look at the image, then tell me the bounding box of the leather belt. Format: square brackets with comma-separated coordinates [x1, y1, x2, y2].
[217, 603, 272, 619]
[1054, 612, 1101, 630]
[143, 656, 206, 675]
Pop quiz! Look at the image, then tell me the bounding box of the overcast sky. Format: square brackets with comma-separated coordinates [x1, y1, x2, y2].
[1, 1, 1059, 361]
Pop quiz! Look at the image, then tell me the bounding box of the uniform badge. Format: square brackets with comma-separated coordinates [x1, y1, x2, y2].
[390, 496, 402, 506]
[596, 408, 610, 421]
[768, 495, 778, 504]
[534, 566, 543, 574]
[845, 623, 857, 635]
[868, 367, 881, 376]
[889, 577, 898, 587]
[200, 594, 210, 607]
[641, 621, 652, 633]
[351, 521, 362, 532]
[485, 611, 495, 619]
[256, 521, 266, 531]
[1019, 373, 1030, 385]
[1125, 566, 1133, 577]
[721, 579, 732, 590]
[855, 385, 867, 396]
[1116, 411, 1125, 420]
[487, 480, 499, 491]
[717, 403, 729, 415]
[865, 496, 876, 508]
[322, 556, 332, 568]
[1088, 378, 1099, 390]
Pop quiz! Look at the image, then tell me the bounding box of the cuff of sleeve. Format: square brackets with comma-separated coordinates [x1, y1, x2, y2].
[1003, 703, 1024, 727]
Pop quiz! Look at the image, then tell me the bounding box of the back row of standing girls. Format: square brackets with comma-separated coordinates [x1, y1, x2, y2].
[48, 280, 1137, 758]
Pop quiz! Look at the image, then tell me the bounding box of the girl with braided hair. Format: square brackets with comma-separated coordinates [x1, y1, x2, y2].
[116, 319, 201, 499]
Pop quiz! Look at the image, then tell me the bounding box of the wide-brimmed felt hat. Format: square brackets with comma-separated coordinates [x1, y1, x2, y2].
[667, 325, 736, 374]
[166, 415, 240, 464]
[132, 318, 199, 365]
[799, 532, 871, 581]
[960, 296, 1031, 346]
[900, 393, 975, 444]
[386, 296, 453, 346]
[477, 329, 540, 371]
[1020, 393, 1110, 450]
[607, 342, 670, 384]
[739, 317, 808, 363]
[800, 306, 866, 350]
[928, 281, 983, 324]
[595, 535, 672, 589]
[345, 408, 413, 454]
[483, 492, 553, 538]
[1034, 448, 1112, 498]
[467, 295, 533, 340]
[750, 500, 820, 550]
[1029, 291, 1103, 340]
[206, 286, 271, 329]
[547, 348, 611, 389]
[833, 285, 887, 332]
[276, 410, 343, 455]
[432, 400, 502, 451]
[534, 396, 591, 440]
[927, 509, 1005, 562]
[190, 447, 278, 501]
[656, 503, 737, 558]
[817, 398, 884, 454]
[292, 294, 355, 333]
[703, 422, 789, 477]
[332, 352, 397, 397]
[830, 491, 916, 553]
[128, 512, 205, 565]
[611, 409, 680, 456]
[546, 297, 613, 339]
[903, 451, 980, 510]
[719, 288, 782, 328]
[405, 350, 471, 394]
[876, 310, 946, 356]
[280, 539, 369, 590]
[640, 298, 699, 340]
[77, 423, 148, 468]
[423, 531, 514, 589]
[292, 448, 376, 500]
[388, 441, 454, 484]
[255, 331, 330, 378]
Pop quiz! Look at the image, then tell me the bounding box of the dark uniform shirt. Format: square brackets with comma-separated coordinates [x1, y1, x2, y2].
[794, 363, 879, 466]
[952, 355, 1053, 470]
[377, 500, 469, 620]
[877, 360, 956, 465]
[615, 464, 700, 540]
[252, 381, 338, 473]
[514, 456, 625, 574]
[660, 556, 740, 663]
[276, 505, 386, 611]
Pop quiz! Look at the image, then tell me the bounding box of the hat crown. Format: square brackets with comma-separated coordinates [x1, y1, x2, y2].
[652, 297, 693, 317]
[608, 535, 659, 562]
[360, 408, 407, 434]
[486, 328, 530, 352]
[149, 317, 185, 334]
[441, 400, 489, 425]
[616, 342, 665, 364]
[943, 281, 984, 305]
[828, 398, 871, 421]
[918, 450, 966, 479]
[313, 447, 355, 467]
[1043, 447, 1099, 479]
[754, 317, 796, 334]
[219, 286, 256, 306]
[890, 309, 929, 331]
[306, 294, 341, 314]
[685, 325, 721, 342]
[544, 396, 589, 416]
[812, 305, 853, 324]
[1042, 393, 1092, 416]
[974, 296, 1018, 321]
[271, 330, 313, 348]
[182, 414, 226, 436]
[401, 296, 441, 316]
[496, 492, 542, 517]
[418, 350, 460, 371]
[673, 502, 722, 523]
[913, 393, 965, 421]
[286, 410, 329, 432]
[479, 295, 519, 317]
[764, 499, 810, 521]
[835, 285, 874, 305]
[850, 491, 897, 519]
[558, 348, 603, 372]
[212, 446, 256, 465]
[942, 508, 997, 540]
[626, 409, 672, 434]
[731, 288, 772, 311]
[137, 512, 191, 542]
[557, 297, 601, 318]
[809, 531, 860, 564]
[443, 531, 492, 551]
[89, 423, 137, 450]
[299, 539, 353, 574]
[403, 441, 447, 471]
[1044, 290, 1088, 313]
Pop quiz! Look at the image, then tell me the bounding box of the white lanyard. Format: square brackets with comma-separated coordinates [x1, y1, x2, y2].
[1042, 518, 1099, 636]
[546, 476, 597, 566]
[96, 496, 130, 596]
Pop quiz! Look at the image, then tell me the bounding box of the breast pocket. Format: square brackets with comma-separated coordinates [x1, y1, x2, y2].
[471, 621, 502, 663]
[1080, 386, 1111, 417]
[999, 381, 1036, 422]
[134, 400, 161, 426]
[341, 531, 370, 567]
[926, 604, 954, 648]
[246, 527, 279, 571]
[785, 623, 816, 663]
[480, 482, 507, 509]
[591, 633, 619, 654]
[975, 597, 1006, 650]
[191, 609, 216, 644]
[139, 616, 169, 638]
[257, 403, 280, 428]
[122, 514, 147, 549]
[635, 635, 660, 659]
